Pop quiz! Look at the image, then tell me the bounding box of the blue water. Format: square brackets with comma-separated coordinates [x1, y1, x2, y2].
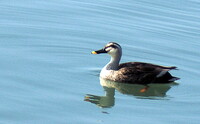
[0, 0, 200, 124]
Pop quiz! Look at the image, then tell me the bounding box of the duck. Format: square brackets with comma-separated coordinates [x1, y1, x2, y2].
[91, 42, 179, 84]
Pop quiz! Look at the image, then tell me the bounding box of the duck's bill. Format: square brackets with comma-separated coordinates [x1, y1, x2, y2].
[91, 48, 107, 54]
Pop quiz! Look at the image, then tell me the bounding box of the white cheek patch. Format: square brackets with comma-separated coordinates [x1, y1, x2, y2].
[105, 47, 112, 52]
[108, 48, 117, 56]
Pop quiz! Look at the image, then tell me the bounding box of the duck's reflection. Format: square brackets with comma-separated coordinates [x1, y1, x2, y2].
[84, 78, 178, 108]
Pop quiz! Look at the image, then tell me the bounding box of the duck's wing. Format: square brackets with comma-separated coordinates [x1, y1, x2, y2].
[119, 62, 177, 70]
[117, 62, 177, 84]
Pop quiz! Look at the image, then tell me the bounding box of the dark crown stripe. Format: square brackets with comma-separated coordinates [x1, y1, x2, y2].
[106, 42, 121, 49]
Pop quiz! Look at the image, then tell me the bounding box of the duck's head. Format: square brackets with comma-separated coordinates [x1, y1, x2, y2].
[91, 42, 122, 56]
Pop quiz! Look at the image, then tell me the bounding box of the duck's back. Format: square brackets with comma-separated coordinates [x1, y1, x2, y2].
[111, 62, 179, 84]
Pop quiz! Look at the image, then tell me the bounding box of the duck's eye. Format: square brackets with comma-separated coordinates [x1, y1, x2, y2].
[105, 45, 117, 50]
[104, 46, 112, 52]
[109, 45, 117, 48]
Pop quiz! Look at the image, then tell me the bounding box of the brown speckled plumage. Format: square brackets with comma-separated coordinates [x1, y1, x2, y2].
[109, 62, 178, 84]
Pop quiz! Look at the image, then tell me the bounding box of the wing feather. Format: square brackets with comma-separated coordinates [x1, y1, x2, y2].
[115, 62, 177, 84]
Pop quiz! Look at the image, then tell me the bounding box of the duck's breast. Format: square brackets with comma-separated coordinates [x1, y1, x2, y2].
[100, 68, 116, 79]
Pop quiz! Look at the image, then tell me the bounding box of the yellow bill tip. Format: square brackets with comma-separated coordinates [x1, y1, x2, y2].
[91, 51, 97, 54]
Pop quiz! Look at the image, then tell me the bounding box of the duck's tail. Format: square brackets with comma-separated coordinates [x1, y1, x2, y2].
[169, 76, 180, 82]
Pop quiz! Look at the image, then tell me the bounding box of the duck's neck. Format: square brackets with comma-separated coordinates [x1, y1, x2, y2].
[104, 53, 121, 70]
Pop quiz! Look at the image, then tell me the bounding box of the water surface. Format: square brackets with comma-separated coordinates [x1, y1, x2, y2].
[0, 0, 200, 124]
